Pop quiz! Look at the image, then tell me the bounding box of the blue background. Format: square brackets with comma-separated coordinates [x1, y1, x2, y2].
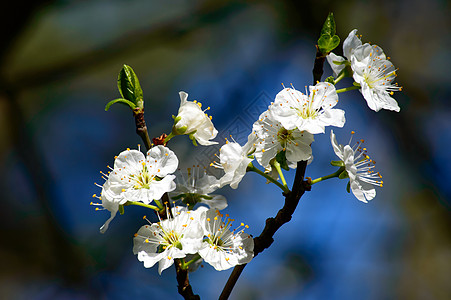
[1, 1, 450, 299]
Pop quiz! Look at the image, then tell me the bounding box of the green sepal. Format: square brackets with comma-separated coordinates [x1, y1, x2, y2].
[188, 133, 198, 146]
[338, 170, 349, 179]
[330, 160, 345, 167]
[117, 64, 144, 108]
[346, 181, 351, 193]
[172, 115, 182, 124]
[172, 125, 187, 135]
[353, 81, 362, 87]
[275, 150, 289, 171]
[119, 204, 125, 215]
[325, 76, 335, 84]
[105, 98, 137, 111]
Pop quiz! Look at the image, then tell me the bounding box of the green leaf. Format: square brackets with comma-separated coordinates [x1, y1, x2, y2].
[275, 151, 289, 171]
[105, 98, 137, 111]
[317, 13, 340, 54]
[318, 34, 340, 54]
[320, 12, 336, 37]
[117, 65, 144, 106]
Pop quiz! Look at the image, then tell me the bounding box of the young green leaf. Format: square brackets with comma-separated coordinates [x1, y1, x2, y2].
[117, 65, 144, 106]
[320, 12, 336, 37]
[105, 98, 137, 111]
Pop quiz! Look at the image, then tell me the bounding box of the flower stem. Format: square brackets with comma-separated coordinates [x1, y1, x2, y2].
[124, 201, 160, 211]
[164, 132, 175, 144]
[272, 160, 289, 191]
[336, 85, 360, 94]
[183, 254, 202, 269]
[247, 163, 290, 193]
[310, 167, 345, 184]
[333, 71, 346, 85]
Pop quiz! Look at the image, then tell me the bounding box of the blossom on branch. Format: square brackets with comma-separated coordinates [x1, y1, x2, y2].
[93, 145, 178, 233]
[330, 130, 383, 203]
[252, 109, 314, 169]
[351, 44, 401, 112]
[271, 82, 345, 135]
[326, 29, 362, 77]
[133, 207, 206, 274]
[171, 166, 227, 210]
[198, 209, 254, 271]
[173, 91, 218, 146]
[211, 136, 255, 189]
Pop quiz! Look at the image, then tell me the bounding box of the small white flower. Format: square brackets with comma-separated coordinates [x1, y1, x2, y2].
[133, 206, 206, 274]
[174, 91, 218, 146]
[211, 138, 254, 189]
[252, 109, 314, 169]
[271, 82, 345, 134]
[93, 146, 178, 233]
[330, 130, 383, 203]
[351, 44, 401, 112]
[326, 29, 362, 77]
[171, 166, 227, 210]
[198, 209, 254, 271]
[104, 145, 178, 204]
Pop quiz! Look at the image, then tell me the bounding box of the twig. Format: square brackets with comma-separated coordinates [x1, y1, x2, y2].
[219, 161, 309, 300]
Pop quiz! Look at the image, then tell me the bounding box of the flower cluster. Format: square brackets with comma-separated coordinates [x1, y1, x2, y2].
[133, 206, 253, 273]
[93, 18, 402, 295]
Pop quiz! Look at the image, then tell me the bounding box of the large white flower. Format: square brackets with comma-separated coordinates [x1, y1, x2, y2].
[270, 82, 345, 134]
[252, 109, 314, 169]
[171, 166, 227, 210]
[212, 137, 254, 189]
[104, 145, 178, 204]
[133, 206, 206, 274]
[174, 91, 218, 146]
[93, 146, 178, 233]
[351, 44, 401, 112]
[330, 130, 383, 203]
[326, 29, 362, 77]
[198, 209, 254, 271]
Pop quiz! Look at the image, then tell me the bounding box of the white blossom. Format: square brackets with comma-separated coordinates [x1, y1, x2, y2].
[171, 166, 227, 210]
[271, 82, 345, 134]
[211, 137, 254, 189]
[198, 209, 254, 271]
[174, 91, 218, 146]
[252, 109, 314, 168]
[330, 130, 383, 203]
[326, 29, 362, 77]
[93, 146, 178, 233]
[351, 44, 401, 112]
[133, 206, 206, 274]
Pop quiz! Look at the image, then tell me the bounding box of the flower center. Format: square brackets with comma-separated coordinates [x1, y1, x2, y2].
[276, 128, 293, 147]
[130, 164, 155, 189]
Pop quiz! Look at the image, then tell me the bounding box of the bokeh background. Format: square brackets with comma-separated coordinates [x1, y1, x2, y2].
[1, 0, 450, 299]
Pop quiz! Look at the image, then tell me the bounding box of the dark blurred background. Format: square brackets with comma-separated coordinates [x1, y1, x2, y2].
[1, 0, 450, 299]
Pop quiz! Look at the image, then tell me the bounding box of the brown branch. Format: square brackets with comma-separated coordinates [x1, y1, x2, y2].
[133, 108, 152, 151]
[175, 260, 201, 300]
[312, 45, 326, 85]
[219, 161, 310, 300]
